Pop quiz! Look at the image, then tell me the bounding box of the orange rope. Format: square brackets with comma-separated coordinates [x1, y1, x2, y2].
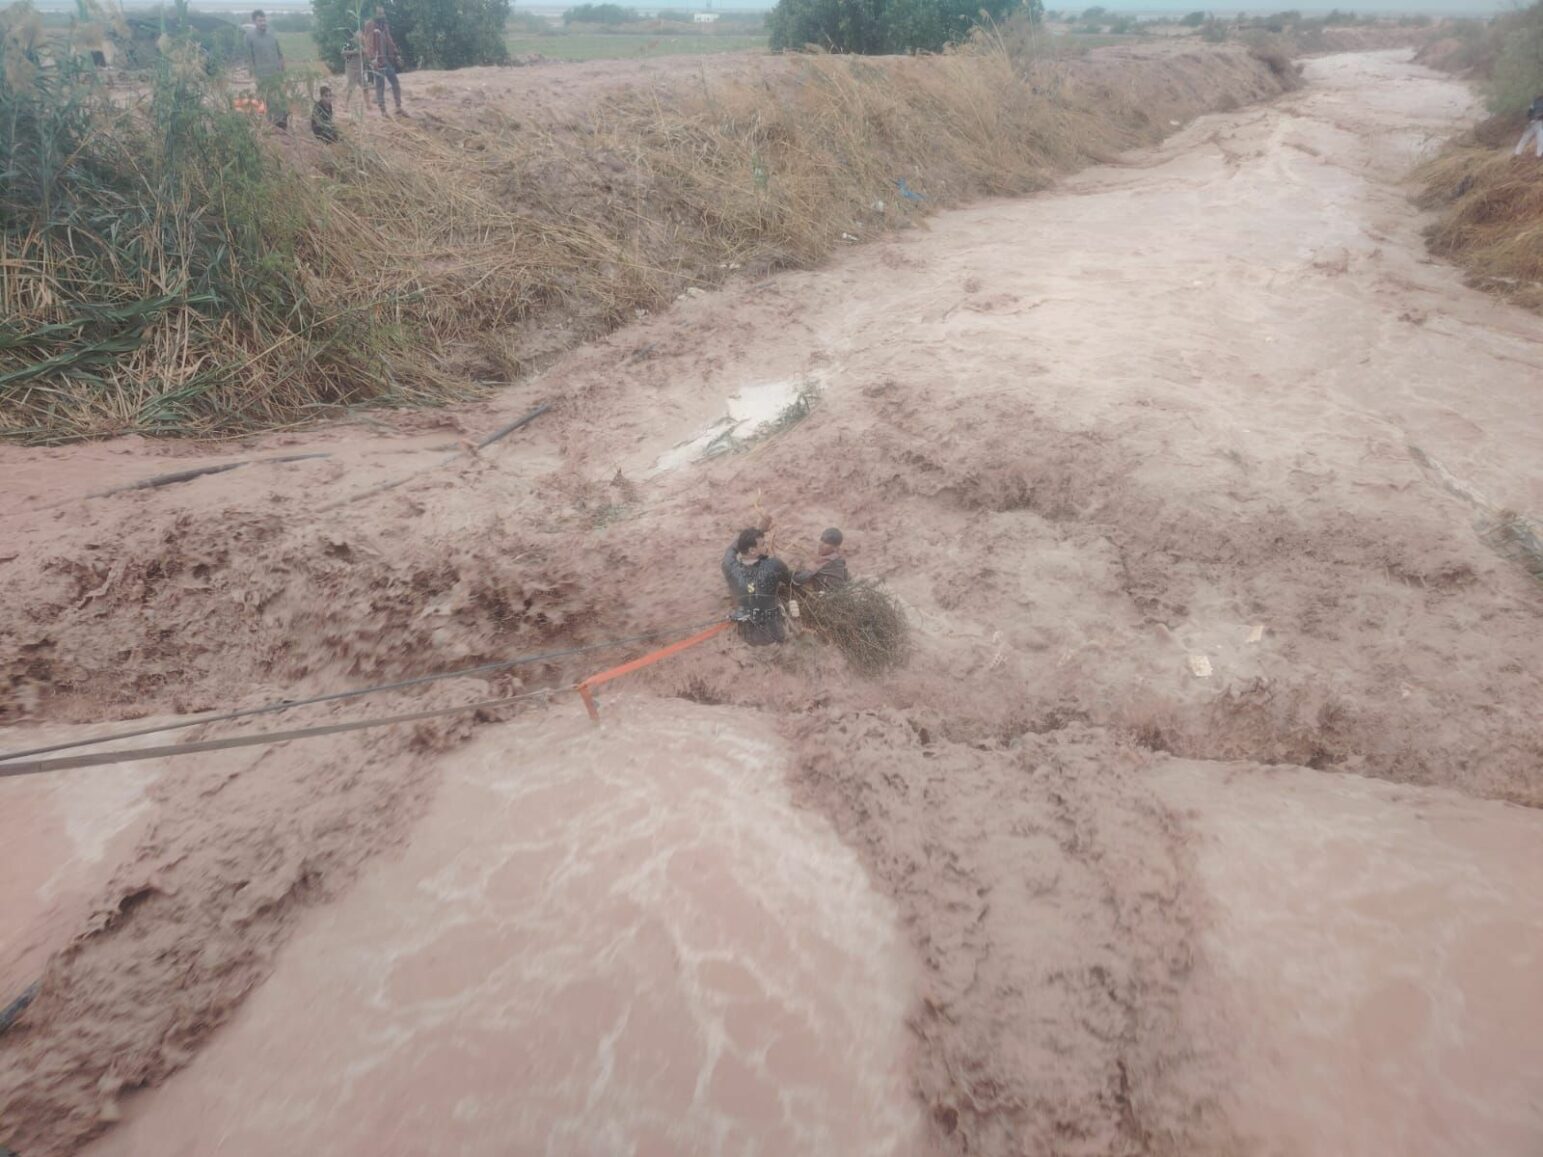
[576, 621, 731, 723]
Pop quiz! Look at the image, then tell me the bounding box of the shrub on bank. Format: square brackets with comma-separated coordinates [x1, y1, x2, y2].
[391, 0, 510, 68]
[1417, 3, 1543, 112]
[1488, 1, 1543, 115]
[1413, 2, 1543, 313]
[310, 0, 509, 72]
[767, 0, 1026, 54]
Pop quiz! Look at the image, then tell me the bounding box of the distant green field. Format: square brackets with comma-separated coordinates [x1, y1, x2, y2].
[1059, 32, 1150, 49]
[277, 30, 319, 63]
[269, 29, 766, 70]
[504, 33, 768, 61]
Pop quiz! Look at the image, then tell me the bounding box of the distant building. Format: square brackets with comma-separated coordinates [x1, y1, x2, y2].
[693, 11, 719, 22]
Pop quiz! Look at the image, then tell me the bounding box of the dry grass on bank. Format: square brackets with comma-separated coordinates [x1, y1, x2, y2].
[3, 31, 1288, 443]
[1417, 147, 1543, 312]
[304, 40, 1288, 380]
[1411, 3, 1542, 312]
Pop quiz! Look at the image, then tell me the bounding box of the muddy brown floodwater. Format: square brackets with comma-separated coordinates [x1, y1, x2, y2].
[89, 703, 928, 1156]
[1, 48, 1541, 1157]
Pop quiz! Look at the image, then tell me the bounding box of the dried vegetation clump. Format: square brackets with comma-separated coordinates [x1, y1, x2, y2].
[801, 580, 912, 676]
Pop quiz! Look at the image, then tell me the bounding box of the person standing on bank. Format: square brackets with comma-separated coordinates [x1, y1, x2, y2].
[1515, 95, 1543, 161]
[363, 6, 407, 118]
[245, 10, 287, 129]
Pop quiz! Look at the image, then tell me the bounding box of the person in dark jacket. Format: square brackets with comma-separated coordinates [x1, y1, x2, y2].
[793, 527, 850, 594]
[722, 524, 790, 646]
[1516, 95, 1543, 160]
[363, 6, 406, 117]
[311, 85, 338, 142]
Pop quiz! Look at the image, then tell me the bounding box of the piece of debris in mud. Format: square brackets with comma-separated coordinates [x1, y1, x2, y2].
[801, 579, 912, 676]
[1481, 509, 1543, 583]
[677, 675, 728, 705]
[0, 982, 39, 1036]
[651, 375, 823, 474]
[1409, 444, 1543, 584]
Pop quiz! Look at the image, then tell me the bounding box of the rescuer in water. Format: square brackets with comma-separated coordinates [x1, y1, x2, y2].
[721, 518, 791, 646]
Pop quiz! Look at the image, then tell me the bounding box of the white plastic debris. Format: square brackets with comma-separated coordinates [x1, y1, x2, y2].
[651, 374, 825, 475]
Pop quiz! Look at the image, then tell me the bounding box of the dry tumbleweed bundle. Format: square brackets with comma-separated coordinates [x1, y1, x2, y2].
[800, 581, 912, 676]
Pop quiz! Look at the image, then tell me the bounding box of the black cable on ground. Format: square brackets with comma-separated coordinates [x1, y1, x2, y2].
[0, 616, 726, 765]
[476, 402, 552, 450]
[0, 685, 567, 780]
[320, 402, 551, 511]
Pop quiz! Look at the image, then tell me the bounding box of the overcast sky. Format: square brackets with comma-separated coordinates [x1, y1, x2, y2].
[688, 0, 1504, 13]
[713, 1, 1507, 10]
[1075, 2, 1502, 10]
[35, 0, 1505, 16]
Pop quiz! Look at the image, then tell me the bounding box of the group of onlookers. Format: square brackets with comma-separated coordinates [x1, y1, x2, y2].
[243, 6, 406, 142]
